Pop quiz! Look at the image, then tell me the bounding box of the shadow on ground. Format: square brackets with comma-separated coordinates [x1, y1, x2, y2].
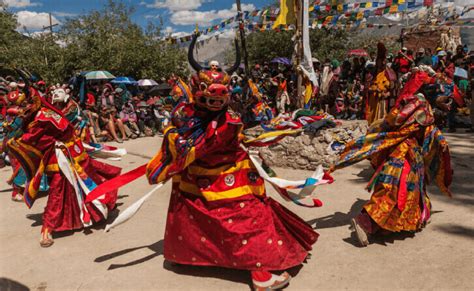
[434, 224, 474, 240]
[306, 198, 367, 229]
[95, 239, 164, 270]
[0, 278, 29, 291]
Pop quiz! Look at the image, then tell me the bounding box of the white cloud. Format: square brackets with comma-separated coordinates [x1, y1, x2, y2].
[52, 11, 77, 18]
[3, 0, 41, 8]
[144, 0, 208, 11]
[171, 31, 188, 38]
[164, 26, 174, 34]
[16, 10, 60, 31]
[170, 3, 255, 26]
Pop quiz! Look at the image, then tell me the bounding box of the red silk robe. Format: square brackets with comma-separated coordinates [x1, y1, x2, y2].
[8, 107, 121, 233]
[146, 103, 318, 271]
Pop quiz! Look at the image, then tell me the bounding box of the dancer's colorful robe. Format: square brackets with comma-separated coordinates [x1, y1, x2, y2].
[335, 94, 452, 232]
[7, 106, 121, 233]
[146, 103, 318, 271]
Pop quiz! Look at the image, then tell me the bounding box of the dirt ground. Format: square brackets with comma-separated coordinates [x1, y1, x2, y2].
[0, 132, 473, 291]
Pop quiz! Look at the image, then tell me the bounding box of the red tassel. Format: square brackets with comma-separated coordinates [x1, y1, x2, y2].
[313, 199, 323, 207]
[323, 171, 335, 184]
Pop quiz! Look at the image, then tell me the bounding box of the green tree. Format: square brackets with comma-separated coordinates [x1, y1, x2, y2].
[1, 1, 188, 82]
[244, 28, 397, 65]
[60, 0, 188, 80]
[245, 29, 351, 65]
[1, 6, 66, 82]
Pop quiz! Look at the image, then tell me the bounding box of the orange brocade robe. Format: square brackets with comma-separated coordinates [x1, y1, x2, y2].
[366, 70, 391, 125]
[336, 95, 452, 232]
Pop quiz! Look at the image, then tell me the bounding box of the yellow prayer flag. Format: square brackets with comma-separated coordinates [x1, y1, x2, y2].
[366, 2, 372, 8]
[272, 0, 297, 29]
[337, 4, 343, 12]
[304, 83, 312, 107]
[356, 11, 364, 20]
[399, 0, 405, 4]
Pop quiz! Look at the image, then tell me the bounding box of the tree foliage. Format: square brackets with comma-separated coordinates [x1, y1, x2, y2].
[0, 0, 188, 83]
[245, 28, 397, 65]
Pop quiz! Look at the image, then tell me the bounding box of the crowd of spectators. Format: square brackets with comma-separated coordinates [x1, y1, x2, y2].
[1, 44, 473, 146]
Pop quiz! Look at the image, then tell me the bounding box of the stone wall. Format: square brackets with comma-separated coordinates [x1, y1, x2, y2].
[245, 120, 368, 170]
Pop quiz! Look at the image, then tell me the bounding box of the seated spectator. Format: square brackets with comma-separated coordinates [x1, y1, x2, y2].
[120, 100, 140, 139]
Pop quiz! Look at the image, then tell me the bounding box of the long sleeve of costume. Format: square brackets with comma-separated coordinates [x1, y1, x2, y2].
[7, 108, 73, 207]
[146, 109, 240, 185]
[422, 125, 452, 197]
[334, 123, 418, 170]
[7, 119, 58, 181]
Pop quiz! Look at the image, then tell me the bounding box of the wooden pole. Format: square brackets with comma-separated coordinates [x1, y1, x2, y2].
[42, 13, 58, 35]
[236, 0, 250, 77]
[296, 0, 304, 108]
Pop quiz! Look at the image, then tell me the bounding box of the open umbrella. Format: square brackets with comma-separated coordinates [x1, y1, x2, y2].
[111, 76, 137, 85]
[348, 49, 369, 57]
[84, 70, 115, 80]
[270, 57, 292, 66]
[147, 83, 172, 97]
[138, 79, 158, 86]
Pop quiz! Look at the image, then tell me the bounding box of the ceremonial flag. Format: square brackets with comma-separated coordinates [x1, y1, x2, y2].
[300, 0, 318, 86]
[423, 0, 433, 6]
[272, 0, 296, 29]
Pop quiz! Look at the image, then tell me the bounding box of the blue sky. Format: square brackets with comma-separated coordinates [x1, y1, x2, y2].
[5, 0, 274, 35]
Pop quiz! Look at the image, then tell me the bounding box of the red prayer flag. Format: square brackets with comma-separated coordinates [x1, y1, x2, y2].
[423, 0, 433, 6]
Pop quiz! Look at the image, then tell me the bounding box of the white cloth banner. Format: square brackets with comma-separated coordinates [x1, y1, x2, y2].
[105, 184, 164, 232]
[300, 0, 318, 87]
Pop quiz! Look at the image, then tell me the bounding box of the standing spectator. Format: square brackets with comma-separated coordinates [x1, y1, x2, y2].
[437, 50, 448, 72]
[452, 45, 468, 68]
[275, 74, 290, 114]
[415, 47, 432, 66]
[392, 47, 413, 76]
[251, 64, 262, 80]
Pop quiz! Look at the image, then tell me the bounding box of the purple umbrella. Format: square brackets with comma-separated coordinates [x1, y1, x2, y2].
[270, 57, 291, 66]
[138, 79, 158, 86]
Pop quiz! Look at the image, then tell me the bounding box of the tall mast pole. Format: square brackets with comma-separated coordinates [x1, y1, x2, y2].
[296, 0, 304, 108]
[236, 0, 250, 77]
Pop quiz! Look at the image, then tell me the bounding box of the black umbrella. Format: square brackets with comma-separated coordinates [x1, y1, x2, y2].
[147, 83, 172, 96]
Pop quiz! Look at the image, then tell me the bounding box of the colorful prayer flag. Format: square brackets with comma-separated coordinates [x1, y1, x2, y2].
[272, 0, 297, 29]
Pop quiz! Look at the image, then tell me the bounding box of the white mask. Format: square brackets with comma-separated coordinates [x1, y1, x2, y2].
[52, 88, 70, 104]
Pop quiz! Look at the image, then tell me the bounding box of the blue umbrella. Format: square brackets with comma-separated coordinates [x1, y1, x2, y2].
[111, 76, 138, 85]
[270, 57, 291, 66]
